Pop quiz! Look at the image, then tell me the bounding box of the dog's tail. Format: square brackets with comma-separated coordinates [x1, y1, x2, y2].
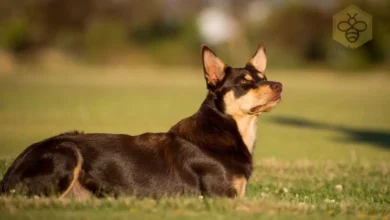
[59, 144, 84, 199]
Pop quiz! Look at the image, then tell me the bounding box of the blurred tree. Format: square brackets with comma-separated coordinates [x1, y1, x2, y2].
[264, 3, 331, 62]
[0, 0, 388, 69]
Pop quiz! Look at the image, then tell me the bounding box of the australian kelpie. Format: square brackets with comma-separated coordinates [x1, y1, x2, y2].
[0, 44, 282, 199]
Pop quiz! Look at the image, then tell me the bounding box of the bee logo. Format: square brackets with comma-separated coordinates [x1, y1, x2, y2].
[333, 5, 372, 48]
[337, 13, 367, 43]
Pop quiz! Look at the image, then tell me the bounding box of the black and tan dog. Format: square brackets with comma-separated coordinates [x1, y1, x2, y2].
[0, 44, 282, 199]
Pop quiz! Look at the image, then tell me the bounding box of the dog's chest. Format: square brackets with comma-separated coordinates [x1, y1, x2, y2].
[234, 116, 258, 153]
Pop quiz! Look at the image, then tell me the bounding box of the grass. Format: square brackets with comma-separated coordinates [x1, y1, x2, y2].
[0, 65, 389, 219]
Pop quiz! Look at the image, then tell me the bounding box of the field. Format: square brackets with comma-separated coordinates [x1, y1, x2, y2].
[0, 65, 389, 219]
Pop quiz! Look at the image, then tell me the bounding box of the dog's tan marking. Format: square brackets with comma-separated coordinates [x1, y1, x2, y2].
[233, 115, 257, 153]
[59, 148, 83, 199]
[63, 180, 91, 200]
[258, 73, 265, 79]
[223, 85, 281, 153]
[233, 176, 247, 198]
[244, 74, 253, 81]
[223, 91, 258, 153]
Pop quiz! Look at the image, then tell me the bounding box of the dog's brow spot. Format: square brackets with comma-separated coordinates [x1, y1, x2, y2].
[244, 74, 253, 81]
[258, 73, 265, 79]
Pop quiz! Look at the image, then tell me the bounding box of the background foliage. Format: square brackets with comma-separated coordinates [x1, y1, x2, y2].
[0, 0, 389, 70]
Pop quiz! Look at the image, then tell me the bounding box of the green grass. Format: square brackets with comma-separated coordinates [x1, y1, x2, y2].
[0, 66, 389, 219]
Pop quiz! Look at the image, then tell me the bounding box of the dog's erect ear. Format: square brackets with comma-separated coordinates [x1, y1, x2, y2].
[247, 43, 267, 73]
[202, 45, 226, 87]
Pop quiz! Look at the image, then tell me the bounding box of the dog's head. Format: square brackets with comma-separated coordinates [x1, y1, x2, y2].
[202, 44, 282, 116]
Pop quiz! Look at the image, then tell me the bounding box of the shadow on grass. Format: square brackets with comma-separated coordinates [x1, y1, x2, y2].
[269, 116, 390, 149]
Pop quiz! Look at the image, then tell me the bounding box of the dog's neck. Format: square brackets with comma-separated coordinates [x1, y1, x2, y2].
[231, 114, 258, 154]
[170, 93, 258, 155]
[217, 91, 259, 154]
[169, 94, 253, 178]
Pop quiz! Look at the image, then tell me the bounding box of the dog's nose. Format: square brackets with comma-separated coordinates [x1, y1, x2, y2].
[270, 82, 283, 92]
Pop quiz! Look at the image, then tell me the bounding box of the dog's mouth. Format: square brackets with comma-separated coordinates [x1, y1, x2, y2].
[249, 94, 282, 114]
[269, 94, 282, 102]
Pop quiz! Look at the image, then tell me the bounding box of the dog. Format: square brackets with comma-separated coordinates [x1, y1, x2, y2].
[0, 44, 282, 199]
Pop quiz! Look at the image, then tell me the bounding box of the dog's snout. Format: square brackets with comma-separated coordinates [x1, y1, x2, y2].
[270, 82, 282, 92]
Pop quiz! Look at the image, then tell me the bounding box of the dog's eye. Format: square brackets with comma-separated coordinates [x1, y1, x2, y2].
[239, 79, 249, 84]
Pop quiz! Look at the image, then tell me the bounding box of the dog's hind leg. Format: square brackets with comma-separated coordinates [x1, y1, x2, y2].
[0, 142, 88, 198]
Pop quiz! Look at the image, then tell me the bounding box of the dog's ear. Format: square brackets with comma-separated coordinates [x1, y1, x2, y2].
[202, 45, 226, 87]
[247, 43, 267, 73]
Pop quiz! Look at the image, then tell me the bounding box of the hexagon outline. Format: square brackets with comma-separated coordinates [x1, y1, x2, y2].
[333, 5, 372, 49]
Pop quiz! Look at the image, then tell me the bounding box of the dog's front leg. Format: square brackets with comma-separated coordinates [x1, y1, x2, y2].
[199, 174, 236, 198]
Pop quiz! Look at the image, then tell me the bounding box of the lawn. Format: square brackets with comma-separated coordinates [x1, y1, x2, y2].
[0, 65, 389, 219]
